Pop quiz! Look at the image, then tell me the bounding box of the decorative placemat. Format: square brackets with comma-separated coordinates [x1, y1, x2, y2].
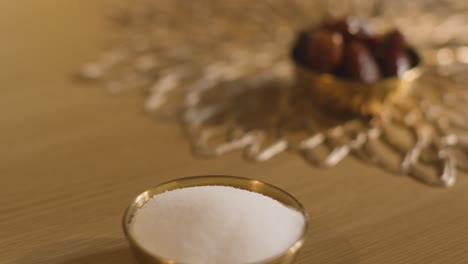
[80, 0, 468, 186]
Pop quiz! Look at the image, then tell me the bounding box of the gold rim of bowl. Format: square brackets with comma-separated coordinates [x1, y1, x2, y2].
[122, 175, 309, 264]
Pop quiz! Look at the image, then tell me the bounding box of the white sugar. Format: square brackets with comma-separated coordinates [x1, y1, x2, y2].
[130, 185, 305, 264]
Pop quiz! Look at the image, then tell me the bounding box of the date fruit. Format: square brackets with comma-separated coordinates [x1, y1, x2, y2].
[344, 40, 380, 83]
[295, 16, 417, 83]
[306, 29, 344, 73]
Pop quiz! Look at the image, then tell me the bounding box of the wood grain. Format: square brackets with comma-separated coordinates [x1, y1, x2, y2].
[1, 1, 467, 263]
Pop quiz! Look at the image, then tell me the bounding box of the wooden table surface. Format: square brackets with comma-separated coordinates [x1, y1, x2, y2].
[1, 1, 467, 264]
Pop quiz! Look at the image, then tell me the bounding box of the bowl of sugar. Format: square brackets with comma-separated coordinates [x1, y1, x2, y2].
[123, 175, 308, 264]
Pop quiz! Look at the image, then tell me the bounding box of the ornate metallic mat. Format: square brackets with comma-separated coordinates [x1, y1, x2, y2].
[80, 0, 468, 187]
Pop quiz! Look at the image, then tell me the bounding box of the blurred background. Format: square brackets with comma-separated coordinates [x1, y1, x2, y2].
[1, 1, 467, 264]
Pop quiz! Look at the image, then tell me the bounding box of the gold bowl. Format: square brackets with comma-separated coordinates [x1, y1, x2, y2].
[123, 175, 309, 264]
[292, 47, 422, 116]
